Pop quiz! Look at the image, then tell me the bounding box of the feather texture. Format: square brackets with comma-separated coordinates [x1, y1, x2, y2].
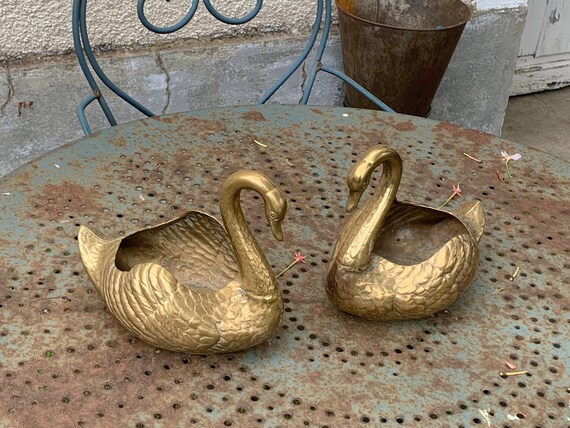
[326, 146, 484, 321]
[78, 171, 286, 354]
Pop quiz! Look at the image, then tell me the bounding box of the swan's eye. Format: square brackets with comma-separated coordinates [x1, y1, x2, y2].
[269, 211, 277, 220]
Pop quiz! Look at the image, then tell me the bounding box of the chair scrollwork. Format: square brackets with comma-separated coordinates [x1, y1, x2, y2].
[73, 0, 393, 134]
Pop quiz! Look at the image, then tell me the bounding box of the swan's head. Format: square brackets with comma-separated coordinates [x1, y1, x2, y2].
[345, 146, 402, 213]
[345, 160, 374, 213]
[264, 187, 287, 241]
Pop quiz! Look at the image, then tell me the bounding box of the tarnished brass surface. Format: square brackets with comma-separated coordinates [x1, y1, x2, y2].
[78, 170, 287, 354]
[326, 146, 485, 320]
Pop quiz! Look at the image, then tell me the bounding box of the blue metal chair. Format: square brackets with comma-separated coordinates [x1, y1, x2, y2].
[72, 0, 393, 134]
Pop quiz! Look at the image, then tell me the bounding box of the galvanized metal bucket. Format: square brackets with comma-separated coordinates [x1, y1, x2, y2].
[337, 0, 472, 116]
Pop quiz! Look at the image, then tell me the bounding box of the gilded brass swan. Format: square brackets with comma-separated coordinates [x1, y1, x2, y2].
[78, 170, 287, 354]
[326, 146, 485, 321]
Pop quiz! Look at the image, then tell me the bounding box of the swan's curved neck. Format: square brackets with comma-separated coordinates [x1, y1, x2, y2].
[220, 172, 275, 295]
[336, 151, 402, 270]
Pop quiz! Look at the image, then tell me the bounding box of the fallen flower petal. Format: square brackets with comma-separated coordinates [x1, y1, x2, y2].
[501, 150, 521, 161]
[505, 360, 516, 369]
[438, 183, 462, 209]
[452, 184, 462, 197]
[276, 251, 306, 278]
[502, 150, 522, 178]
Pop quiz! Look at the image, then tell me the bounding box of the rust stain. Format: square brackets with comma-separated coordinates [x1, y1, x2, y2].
[0, 249, 8, 284]
[156, 114, 178, 124]
[181, 116, 226, 137]
[66, 160, 84, 170]
[241, 110, 268, 122]
[433, 121, 494, 146]
[109, 135, 128, 148]
[14, 170, 31, 183]
[28, 181, 102, 217]
[382, 117, 418, 132]
[356, 129, 390, 145]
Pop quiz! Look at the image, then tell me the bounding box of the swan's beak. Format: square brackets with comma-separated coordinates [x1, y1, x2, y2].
[270, 221, 283, 241]
[345, 190, 363, 213]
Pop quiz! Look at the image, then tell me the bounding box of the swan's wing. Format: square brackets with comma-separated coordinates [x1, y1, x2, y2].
[387, 234, 478, 318]
[78, 225, 119, 287]
[117, 211, 239, 291]
[382, 201, 451, 229]
[452, 200, 485, 242]
[112, 262, 222, 352]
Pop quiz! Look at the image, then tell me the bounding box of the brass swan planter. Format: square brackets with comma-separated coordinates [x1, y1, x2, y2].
[78, 170, 287, 354]
[326, 146, 485, 321]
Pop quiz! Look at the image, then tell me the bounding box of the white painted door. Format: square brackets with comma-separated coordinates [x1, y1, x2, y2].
[512, 0, 570, 95]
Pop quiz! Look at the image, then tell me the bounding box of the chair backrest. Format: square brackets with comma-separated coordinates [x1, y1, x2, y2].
[72, 0, 392, 134]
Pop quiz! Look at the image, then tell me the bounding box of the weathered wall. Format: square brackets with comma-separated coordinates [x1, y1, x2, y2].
[0, 1, 527, 61]
[475, 0, 526, 8]
[0, 0, 528, 177]
[0, 0, 316, 61]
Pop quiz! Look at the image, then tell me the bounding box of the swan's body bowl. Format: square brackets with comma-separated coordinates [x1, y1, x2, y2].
[327, 199, 484, 321]
[327, 145, 484, 321]
[78, 169, 287, 354]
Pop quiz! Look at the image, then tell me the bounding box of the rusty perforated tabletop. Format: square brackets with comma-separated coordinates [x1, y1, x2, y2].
[1, 105, 569, 427]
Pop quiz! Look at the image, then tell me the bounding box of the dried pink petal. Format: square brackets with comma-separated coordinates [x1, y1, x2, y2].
[501, 150, 522, 162]
[505, 360, 516, 370]
[452, 184, 462, 197]
[294, 251, 306, 264]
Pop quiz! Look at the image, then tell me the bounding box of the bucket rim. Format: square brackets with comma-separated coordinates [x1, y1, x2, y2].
[335, 0, 473, 32]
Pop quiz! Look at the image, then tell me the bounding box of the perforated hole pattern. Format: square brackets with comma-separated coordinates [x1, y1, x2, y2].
[0, 106, 568, 427]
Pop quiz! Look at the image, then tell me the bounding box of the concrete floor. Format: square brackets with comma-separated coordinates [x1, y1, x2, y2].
[502, 86, 570, 161]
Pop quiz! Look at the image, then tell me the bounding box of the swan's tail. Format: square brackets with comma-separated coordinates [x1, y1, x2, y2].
[452, 200, 485, 242]
[77, 225, 110, 289]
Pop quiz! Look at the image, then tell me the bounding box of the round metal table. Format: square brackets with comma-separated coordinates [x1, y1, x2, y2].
[1, 105, 568, 426]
